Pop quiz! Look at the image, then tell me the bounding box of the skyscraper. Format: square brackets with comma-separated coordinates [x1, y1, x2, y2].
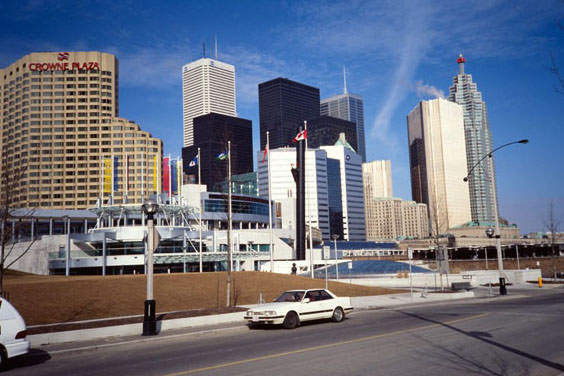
[0, 52, 162, 209]
[448, 54, 497, 224]
[407, 98, 471, 233]
[258, 78, 320, 150]
[182, 113, 252, 191]
[320, 75, 366, 162]
[305, 115, 357, 152]
[321, 144, 366, 241]
[257, 148, 330, 239]
[182, 58, 236, 147]
[362, 160, 393, 199]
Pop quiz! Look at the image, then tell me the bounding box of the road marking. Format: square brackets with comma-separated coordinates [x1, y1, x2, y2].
[162, 312, 489, 376]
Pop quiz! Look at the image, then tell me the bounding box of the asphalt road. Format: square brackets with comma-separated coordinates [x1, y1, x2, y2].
[11, 288, 564, 376]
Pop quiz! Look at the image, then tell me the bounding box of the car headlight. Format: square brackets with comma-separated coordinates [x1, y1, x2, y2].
[246, 311, 252, 316]
[264, 311, 277, 316]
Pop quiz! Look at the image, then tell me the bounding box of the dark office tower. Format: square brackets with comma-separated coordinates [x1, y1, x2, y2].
[258, 78, 320, 150]
[306, 116, 358, 152]
[321, 92, 366, 162]
[182, 113, 253, 190]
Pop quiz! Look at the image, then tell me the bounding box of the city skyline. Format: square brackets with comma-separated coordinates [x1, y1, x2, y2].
[1, 1, 563, 233]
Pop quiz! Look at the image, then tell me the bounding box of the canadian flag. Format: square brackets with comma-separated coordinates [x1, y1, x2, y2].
[292, 129, 307, 143]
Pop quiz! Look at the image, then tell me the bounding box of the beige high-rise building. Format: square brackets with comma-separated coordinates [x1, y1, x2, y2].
[0, 52, 162, 209]
[362, 160, 393, 199]
[407, 98, 471, 234]
[182, 58, 236, 147]
[364, 197, 428, 240]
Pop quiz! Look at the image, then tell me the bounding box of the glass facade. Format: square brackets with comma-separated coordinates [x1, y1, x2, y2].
[448, 56, 497, 224]
[327, 158, 343, 239]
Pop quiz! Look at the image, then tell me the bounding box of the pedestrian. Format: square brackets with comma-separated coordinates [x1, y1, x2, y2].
[291, 263, 297, 275]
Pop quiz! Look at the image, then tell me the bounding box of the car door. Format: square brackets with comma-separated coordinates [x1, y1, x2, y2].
[302, 290, 326, 321]
[317, 290, 336, 319]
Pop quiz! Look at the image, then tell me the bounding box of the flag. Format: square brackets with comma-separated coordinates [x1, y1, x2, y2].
[113, 156, 119, 192]
[170, 159, 178, 195]
[152, 155, 157, 191]
[163, 157, 170, 194]
[292, 129, 307, 143]
[262, 147, 268, 164]
[216, 151, 228, 160]
[189, 155, 198, 167]
[103, 158, 112, 193]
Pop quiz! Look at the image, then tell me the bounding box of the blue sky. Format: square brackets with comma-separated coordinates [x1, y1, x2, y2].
[1, 0, 563, 233]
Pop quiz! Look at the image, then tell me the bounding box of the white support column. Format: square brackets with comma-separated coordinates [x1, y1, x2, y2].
[102, 233, 107, 276]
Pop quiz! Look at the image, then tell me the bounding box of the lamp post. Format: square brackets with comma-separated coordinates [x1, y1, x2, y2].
[142, 199, 159, 336]
[332, 234, 339, 280]
[464, 139, 528, 295]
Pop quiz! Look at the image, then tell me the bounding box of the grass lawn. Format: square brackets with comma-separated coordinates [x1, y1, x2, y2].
[4, 271, 398, 326]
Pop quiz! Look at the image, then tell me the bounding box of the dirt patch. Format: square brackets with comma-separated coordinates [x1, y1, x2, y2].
[4, 271, 398, 326]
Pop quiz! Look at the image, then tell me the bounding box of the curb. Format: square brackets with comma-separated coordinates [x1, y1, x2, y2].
[29, 291, 476, 347]
[29, 311, 245, 347]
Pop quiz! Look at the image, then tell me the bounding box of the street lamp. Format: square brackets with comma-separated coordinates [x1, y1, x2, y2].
[142, 199, 159, 336]
[332, 234, 339, 280]
[463, 139, 528, 295]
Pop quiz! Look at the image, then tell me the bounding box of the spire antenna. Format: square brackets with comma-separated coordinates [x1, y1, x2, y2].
[202, 42, 206, 58]
[215, 35, 218, 59]
[343, 66, 348, 94]
[456, 53, 465, 74]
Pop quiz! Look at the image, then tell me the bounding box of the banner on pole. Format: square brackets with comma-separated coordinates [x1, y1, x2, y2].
[152, 155, 157, 191]
[113, 156, 119, 192]
[103, 158, 112, 193]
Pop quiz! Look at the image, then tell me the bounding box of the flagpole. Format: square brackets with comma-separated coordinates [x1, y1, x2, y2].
[267, 131, 274, 272]
[141, 153, 145, 203]
[124, 154, 129, 204]
[111, 154, 114, 206]
[198, 147, 202, 273]
[100, 159, 103, 206]
[304, 121, 314, 278]
[168, 154, 172, 202]
[226, 141, 232, 307]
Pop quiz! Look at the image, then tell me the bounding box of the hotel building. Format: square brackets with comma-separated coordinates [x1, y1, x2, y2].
[0, 52, 162, 209]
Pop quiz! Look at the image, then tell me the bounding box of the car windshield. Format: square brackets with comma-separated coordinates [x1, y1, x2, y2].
[274, 291, 305, 302]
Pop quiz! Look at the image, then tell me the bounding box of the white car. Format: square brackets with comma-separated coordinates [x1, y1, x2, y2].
[244, 289, 353, 329]
[0, 298, 30, 369]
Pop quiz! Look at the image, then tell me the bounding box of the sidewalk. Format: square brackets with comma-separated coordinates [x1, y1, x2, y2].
[28, 290, 476, 347]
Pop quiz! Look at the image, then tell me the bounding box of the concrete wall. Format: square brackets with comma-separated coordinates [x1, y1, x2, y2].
[339, 269, 541, 289]
[5, 235, 67, 275]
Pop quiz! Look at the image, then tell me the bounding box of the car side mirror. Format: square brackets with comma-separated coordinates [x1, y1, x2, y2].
[302, 298, 310, 303]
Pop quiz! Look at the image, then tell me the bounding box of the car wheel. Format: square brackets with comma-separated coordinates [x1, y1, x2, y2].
[283, 311, 299, 329]
[332, 307, 345, 322]
[0, 347, 7, 371]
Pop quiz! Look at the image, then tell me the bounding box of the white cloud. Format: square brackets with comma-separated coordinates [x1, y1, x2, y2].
[414, 80, 445, 99]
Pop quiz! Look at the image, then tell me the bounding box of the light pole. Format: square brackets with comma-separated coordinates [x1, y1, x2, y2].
[142, 199, 159, 336]
[332, 234, 339, 280]
[464, 139, 528, 295]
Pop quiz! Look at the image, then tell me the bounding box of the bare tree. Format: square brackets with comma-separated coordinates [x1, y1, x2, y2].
[0, 152, 36, 295]
[428, 192, 449, 291]
[544, 200, 561, 279]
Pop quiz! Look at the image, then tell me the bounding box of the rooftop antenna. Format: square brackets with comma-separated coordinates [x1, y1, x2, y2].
[215, 35, 218, 59]
[202, 42, 206, 58]
[343, 66, 348, 94]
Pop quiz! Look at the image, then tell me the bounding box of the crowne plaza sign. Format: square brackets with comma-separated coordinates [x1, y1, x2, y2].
[28, 52, 100, 72]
